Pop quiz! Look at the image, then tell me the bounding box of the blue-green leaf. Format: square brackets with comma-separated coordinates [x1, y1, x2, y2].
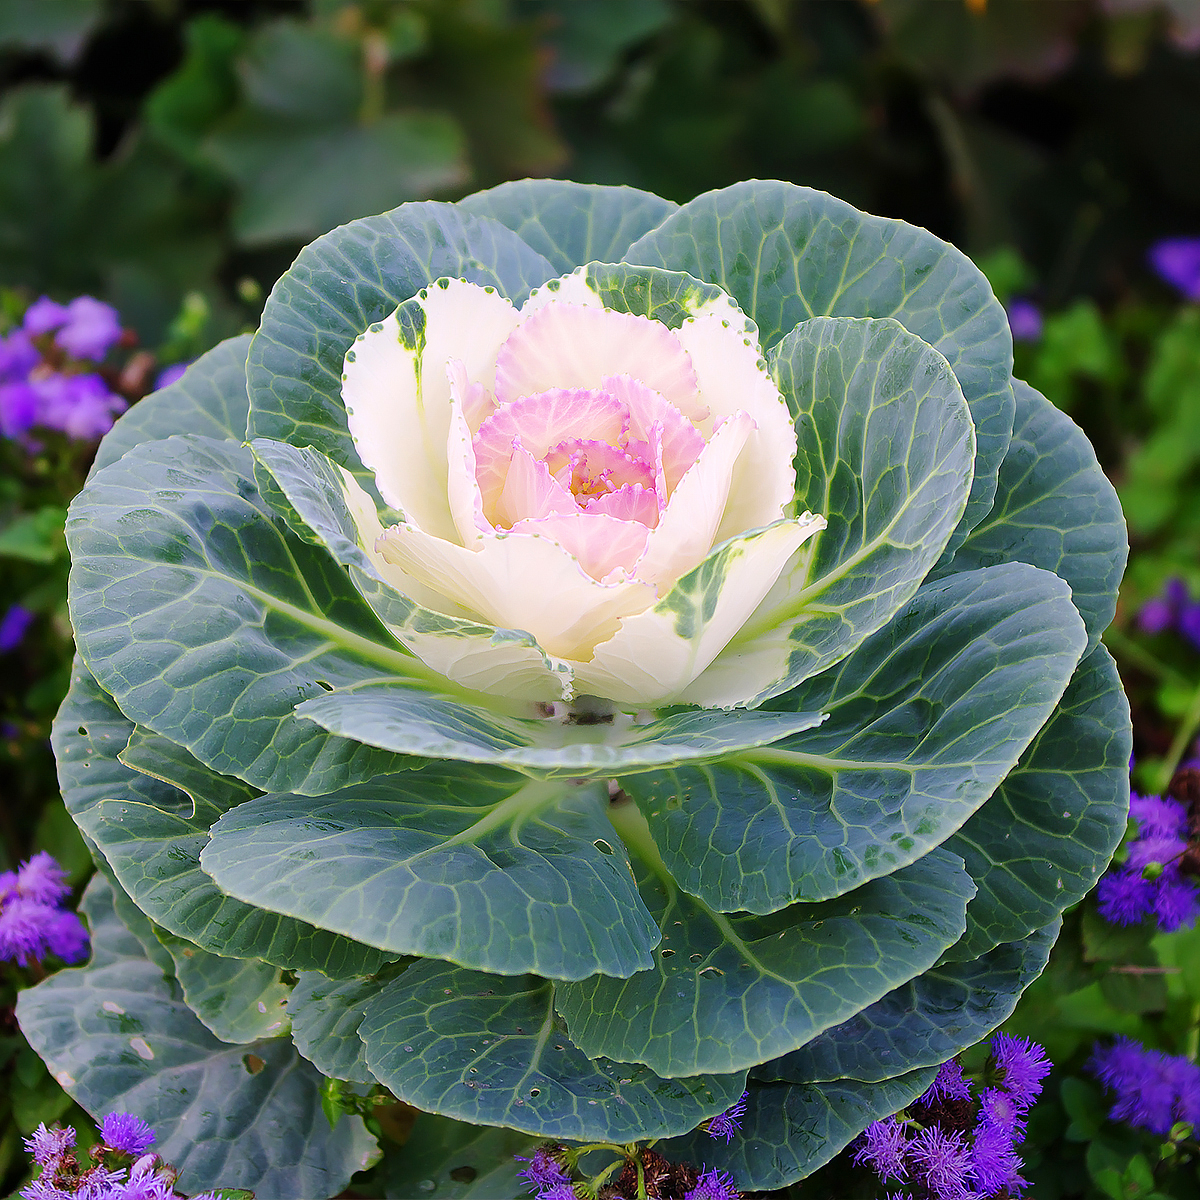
[245, 201, 554, 495]
[685, 314, 975, 706]
[624, 180, 1014, 554]
[90, 334, 252, 480]
[944, 643, 1131, 961]
[942, 378, 1127, 652]
[16, 876, 379, 1199]
[200, 769, 660, 981]
[383, 1113, 535, 1200]
[555, 810, 972, 1078]
[756, 922, 1058, 1085]
[658, 1069, 936, 1193]
[66, 435, 433, 796]
[624, 562, 1087, 914]
[458, 179, 678, 275]
[358, 960, 747, 1141]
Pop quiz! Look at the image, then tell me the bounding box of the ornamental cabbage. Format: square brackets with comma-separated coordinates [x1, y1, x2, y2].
[17, 179, 1130, 1200]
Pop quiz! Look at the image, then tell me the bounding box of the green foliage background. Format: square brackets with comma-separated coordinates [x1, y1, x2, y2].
[4, 1, 1200, 1197]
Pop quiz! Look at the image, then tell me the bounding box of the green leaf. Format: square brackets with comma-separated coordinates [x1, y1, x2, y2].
[90, 333, 252, 479]
[0, 505, 66, 563]
[209, 114, 470, 247]
[156, 932, 293, 1045]
[0, 0, 102, 64]
[66, 435, 432, 796]
[686, 314, 975, 706]
[287, 970, 397, 1085]
[52, 662, 390, 976]
[624, 179, 1014, 554]
[456, 178, 679, 275]
[16, 876, 379, 1198]
[755, 921, 1057, 1085]
[624, 562, 1087, 914]
[383, 1112, 535, 1200]
[944, 643, 1131, 961]
[658, 1069, 935, 1192]
[200, 769, 661, 981]
[555, 810, 973, 1078]
[358, 959, 747, 1141]
[941, 379, 1127, 652]
[244, 200, 554, 497]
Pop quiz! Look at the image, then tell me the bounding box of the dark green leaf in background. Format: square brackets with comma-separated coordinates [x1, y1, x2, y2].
[0, 0, 101, 63]
[384, 1112, 534, 1200]
[459, 178, 678, 274]
[16, 877, 379, 1200]
[358, 959, 747, 1141]
[624, 180, 1015, 554]
[200, 770, 660, 981]
[625, 562, 1087, 914]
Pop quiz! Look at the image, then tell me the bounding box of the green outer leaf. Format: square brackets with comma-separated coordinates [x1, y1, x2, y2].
[625, 561, 1087, 913]
[200, 769, 661, 982]
[358, 959, 747, 1141]
[16, 876, 379, 1200]
[458, 179, 678, 275]
[580, 259, 734, 328]
[297, 684, 826, 777]
[245, 200, 555, 495]
[66, 434, 430, 796]
[87, 845, 177, 977]
[89, 334, 252, 480]
[755, 921, 1058, 1085]
[941, 378, 1128, 652]
[287, 971, 393, 1084]
[555, 816, 973, 1078]
[624, 179, 1015, 554]
[693, 314, 975, 705]
[384, 1113, 535, 1200]
[658, 1069, 936, 1193]
[52, 662, 388, 976]
[944, 643, 1131, 961]
[157, 933, 292, 1045]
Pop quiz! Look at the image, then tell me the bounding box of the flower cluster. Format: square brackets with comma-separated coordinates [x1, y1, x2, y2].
[1097, 790, 1200, 932]
[0, 852, 89, 968]
[1005, 299, 1043, 343]
[854, 1034, 1052, 1199]
[1149, 237, 1200, 302]
[0, 295, 127, 442]
[1137, 577, 1200, 648]
[1090, 1038, 1200, 1137]
[21, 1114, 218, 1199]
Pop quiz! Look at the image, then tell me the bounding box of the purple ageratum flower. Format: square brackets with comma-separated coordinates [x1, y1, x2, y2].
[42, 908, 89, 963]
[0, 329, 39, 382]
[921, 1058, 972, 1105]
[19, 1180, 73, 1200]
[1098, 868, 1155, 924]
[23, 1122, 76, 1167]
[0, 604, 34, 653]
[0, 380, 38, 438]
[1153, 875, 1200, 931]
[154, 363, 188, 390]
[705, 1090, 748, 1142]
[1006, 298, 1043, 342]
[853, 1115, 909, 1181]
[1150, 238, 1200, 302]
[977, 1086, 1027, 1141]
[990, 1034, 1051, 1110]
[101, 1114, 156, 1159]
[1088, 1037, 1200, 1136]
[17, 851, 71, 906]
[684, 1167, 740, 1200]
[971, 1122, 1027, 1196]
[530, 1186, 576, 1200]
[516, 1147, 571, 1194]
[23, 297, 69, 336]
[0, 896, 88, 967]
[1130, 793, 1190, 839]
[55, 297, 122, 361]
[1136, 579, 1200, 650]
[32, 373, 127, 441]
[905, 1127, 974, 1200]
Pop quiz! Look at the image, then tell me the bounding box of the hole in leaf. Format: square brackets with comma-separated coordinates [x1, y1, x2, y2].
[690, 954, 703, 962]
[699, 966, 724, 978]
[315, 680, 333, 692]
[77, 726, 87, 736]
[593, 839, 614, 855]
[242, 1054, 266, 1075]
[529, 1087, 541, 1097]
[660, 949, 675, 958]
[450, 1167, 477, 1183]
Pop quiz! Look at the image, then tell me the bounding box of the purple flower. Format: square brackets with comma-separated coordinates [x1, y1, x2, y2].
[1006, 298, 1043, 342]
[516, 1147, 570, 1194]
[1153, 876, 1200, 931]
[23, 297, 69, 336]
[990, 1034, 1051, 1109]
[0, 329, 39, 382]
[1130, 793, 1190, 838]
[684, 1167, 740, 1200]
[1136, 579, 1200, 649]
[32, 373, 127, 440]
[42, 908, 89, 963]
[55, 297, 122, 361]
[0, 898, 54, 966]
[906, 1127, 974, 1200]
[853, 1115, 908, 1181]
[705, 1090, 747, 1142]
[977, 1086, 1027, 1141]
[1089, 1037, 1200, 1136]
[17, 851, 71, 906]
[0, 604, 34, 653]
[20, 1180, 73, 1200]
[154, 363, 188, 390]
[0, 380, 38, 437]
[920, 1058, 972, 1105]
[1098, 869, 1154, 924]
[530, 1186, 575, 1200]
[971, 1122, 1027, 1196]
[1149, 237, 1200, 301]
[102, 1113, 156, 1158]
[23, 1123, 75, 1167]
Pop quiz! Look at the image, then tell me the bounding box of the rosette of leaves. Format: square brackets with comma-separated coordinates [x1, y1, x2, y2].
[17, 180, 1130, 1199]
